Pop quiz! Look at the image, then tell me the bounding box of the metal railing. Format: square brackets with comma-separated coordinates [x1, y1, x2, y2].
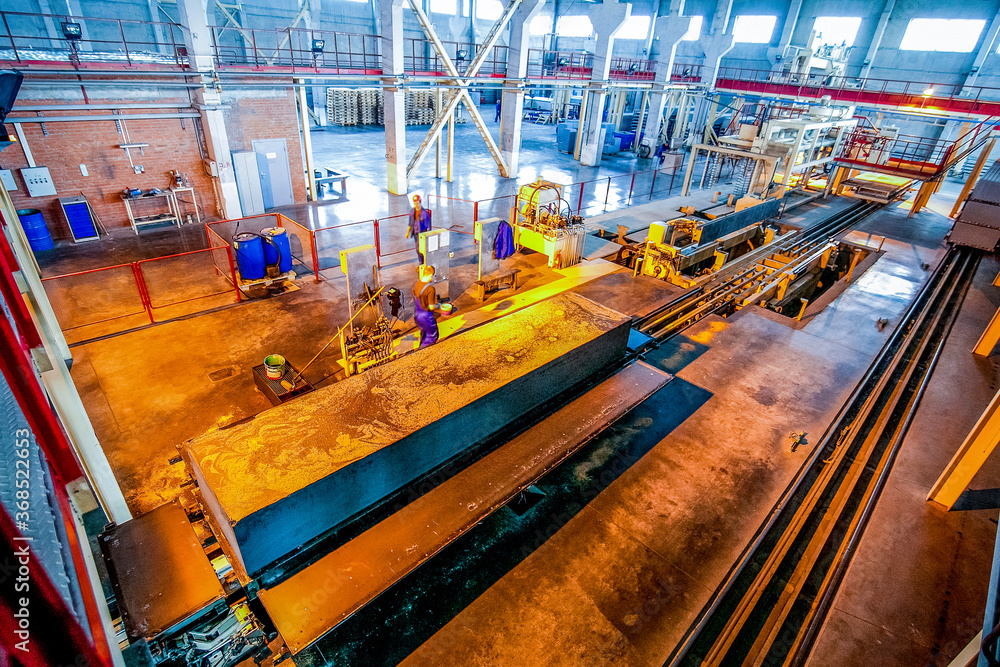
[526, 49, 594, 80]
[715, 66, 1000, 117]
[0, 10, 187, 68]
[836, 115, 1000, 179]
[212, 26, 381, 72]
[404, 38, 507, 77]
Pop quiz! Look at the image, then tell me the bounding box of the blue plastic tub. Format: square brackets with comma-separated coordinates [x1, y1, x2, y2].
[16, 209, 54, 252]
[233, 232, 266, 281]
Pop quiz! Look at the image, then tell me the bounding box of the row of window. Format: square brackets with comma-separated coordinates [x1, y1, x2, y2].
[372, 4, 992, 54]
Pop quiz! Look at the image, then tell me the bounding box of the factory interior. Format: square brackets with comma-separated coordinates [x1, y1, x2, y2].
[6, 0, 1000, 665]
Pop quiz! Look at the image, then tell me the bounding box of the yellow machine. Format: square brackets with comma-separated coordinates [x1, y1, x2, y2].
[640, 217, 776, 287]
[511, 179, 586, 269]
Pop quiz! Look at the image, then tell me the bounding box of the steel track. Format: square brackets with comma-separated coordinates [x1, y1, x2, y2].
[634, 201, 883, 341]
[666, 245, 981, 667]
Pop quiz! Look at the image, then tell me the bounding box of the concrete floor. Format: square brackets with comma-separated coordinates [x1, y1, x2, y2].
[398, 198, 954, 667]
[39, 118, 1000, 665]
[808, 253, 1000, 666]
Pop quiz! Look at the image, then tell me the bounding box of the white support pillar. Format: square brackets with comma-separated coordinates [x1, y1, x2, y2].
[379, 0, 408, 194]
[861, 0, 895, 79]
[769, 0, 801, 62]
[641, 12, 693, 152]
[177, 0, 243, 219]
[501, 0, 546, 176]
[965, 10, 1000, 89]
[580, 0, 631, 167]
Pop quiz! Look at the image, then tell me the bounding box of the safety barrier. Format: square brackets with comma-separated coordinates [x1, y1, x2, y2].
[40, 247, 242, 344]
[715, 66, 1000, 117]
[205, 213, 320, 283]
[0, 10, 187, 69]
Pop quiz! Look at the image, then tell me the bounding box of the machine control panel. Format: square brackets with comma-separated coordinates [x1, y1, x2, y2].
[20, 166, 57, 197]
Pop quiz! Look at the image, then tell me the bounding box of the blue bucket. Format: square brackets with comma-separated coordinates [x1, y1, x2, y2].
[261, 227, 292, 274]
[16, 209, 54, 252]
[233, 232, 266, 281]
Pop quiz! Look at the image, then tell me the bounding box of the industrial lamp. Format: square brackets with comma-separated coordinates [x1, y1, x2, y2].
[922, 86, 935, 97]
[628, 63, 640, 73]
[311, 39, 325, 54]
[61, 22, 82, 41]
[456, 49, 469, 61]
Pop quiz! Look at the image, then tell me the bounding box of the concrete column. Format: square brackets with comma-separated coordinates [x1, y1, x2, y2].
[641, 13, 693, 152]
[580, 0, 631, 167]
[379, 0, 408, 194]
[702, 30, 735, 90]
[177, 0, 243, 219]
[500, 0, 546, 176]
[769, 0, 801, 63]
[965, 10, 1000, 89]
[860, 0, 895, 79]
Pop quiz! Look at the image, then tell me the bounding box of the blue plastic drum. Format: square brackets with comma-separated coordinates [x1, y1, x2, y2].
[16, 209, 54, 252]
[233, 232, 266, 281]
[261, 227, 292, 274]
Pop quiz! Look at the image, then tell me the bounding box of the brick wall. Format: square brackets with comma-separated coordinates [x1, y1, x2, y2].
[1, 88, 307, 241]
[223, 88, 308, 207]
[3, 101, 216, 240]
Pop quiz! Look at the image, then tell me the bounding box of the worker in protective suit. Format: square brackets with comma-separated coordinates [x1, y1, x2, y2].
[412, 264, 452, 348]
[406, 194, 433, 263]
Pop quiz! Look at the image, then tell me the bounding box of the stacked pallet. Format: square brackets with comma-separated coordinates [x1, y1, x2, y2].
[405, 89, 436, 125]
[358, 88, 380, 125]
[327, 88, 359, 126]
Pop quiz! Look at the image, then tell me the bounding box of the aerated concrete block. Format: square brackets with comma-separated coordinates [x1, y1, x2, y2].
[182, 293, 630, 576]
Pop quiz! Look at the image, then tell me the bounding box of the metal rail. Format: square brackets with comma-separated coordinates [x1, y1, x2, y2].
[634, 200, 883, 340]
[667, 244, 981, 667]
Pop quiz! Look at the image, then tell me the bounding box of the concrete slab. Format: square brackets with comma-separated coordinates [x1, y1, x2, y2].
[808, 254, 1000, 666]
[182, 293, 631, 576]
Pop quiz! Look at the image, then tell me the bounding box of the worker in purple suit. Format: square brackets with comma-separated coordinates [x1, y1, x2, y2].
[406, 194, 433, 263]
[413, 264, 452, 348]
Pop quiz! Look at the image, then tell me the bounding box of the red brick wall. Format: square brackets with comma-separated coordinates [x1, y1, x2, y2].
[2, 88, 307, 241]
[3, 102, 217, 240]
[223, 89, 308, 206]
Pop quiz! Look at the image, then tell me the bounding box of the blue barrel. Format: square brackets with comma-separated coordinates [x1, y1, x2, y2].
[261, 227, 292, 274]
[16, 209, 53, 252]
[233, 232, 266, 281]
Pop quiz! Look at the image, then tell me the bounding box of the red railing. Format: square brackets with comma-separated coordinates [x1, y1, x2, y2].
[672, 62, 703, 83]
[40, 248, 242, 343]
[404, 38, 507, 77]
[206, 213, 320, 282]
[715, 66, 1000, 117]
[212, 26, 381, 73]
[526, 49, 594, 80]
[609, 57, 656, 81]
[836, 115, 1000, 180]
[0, 10, 187, 69]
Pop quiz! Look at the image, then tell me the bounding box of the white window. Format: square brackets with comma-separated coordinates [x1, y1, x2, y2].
[617, 15, 651, 40]
[529, 14, 553, 36]
[732, 15, 777, 44]
[681, 16, 703, 41]
[430, 0, 456, 14]
[900, 18, 985, 52]
[812, 16, 862, 47]
[343, 0, 368, 4]
[556, 15, 593, 38]
[476, 0, 503, 21]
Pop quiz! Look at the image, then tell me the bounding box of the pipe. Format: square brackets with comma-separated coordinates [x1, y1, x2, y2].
[6, 112, 201, 122]
[14, 103, 196, 110]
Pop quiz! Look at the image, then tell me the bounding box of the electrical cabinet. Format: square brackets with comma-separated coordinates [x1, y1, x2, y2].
[20, 167, 56, 197]
[0, 169, 16, 191]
